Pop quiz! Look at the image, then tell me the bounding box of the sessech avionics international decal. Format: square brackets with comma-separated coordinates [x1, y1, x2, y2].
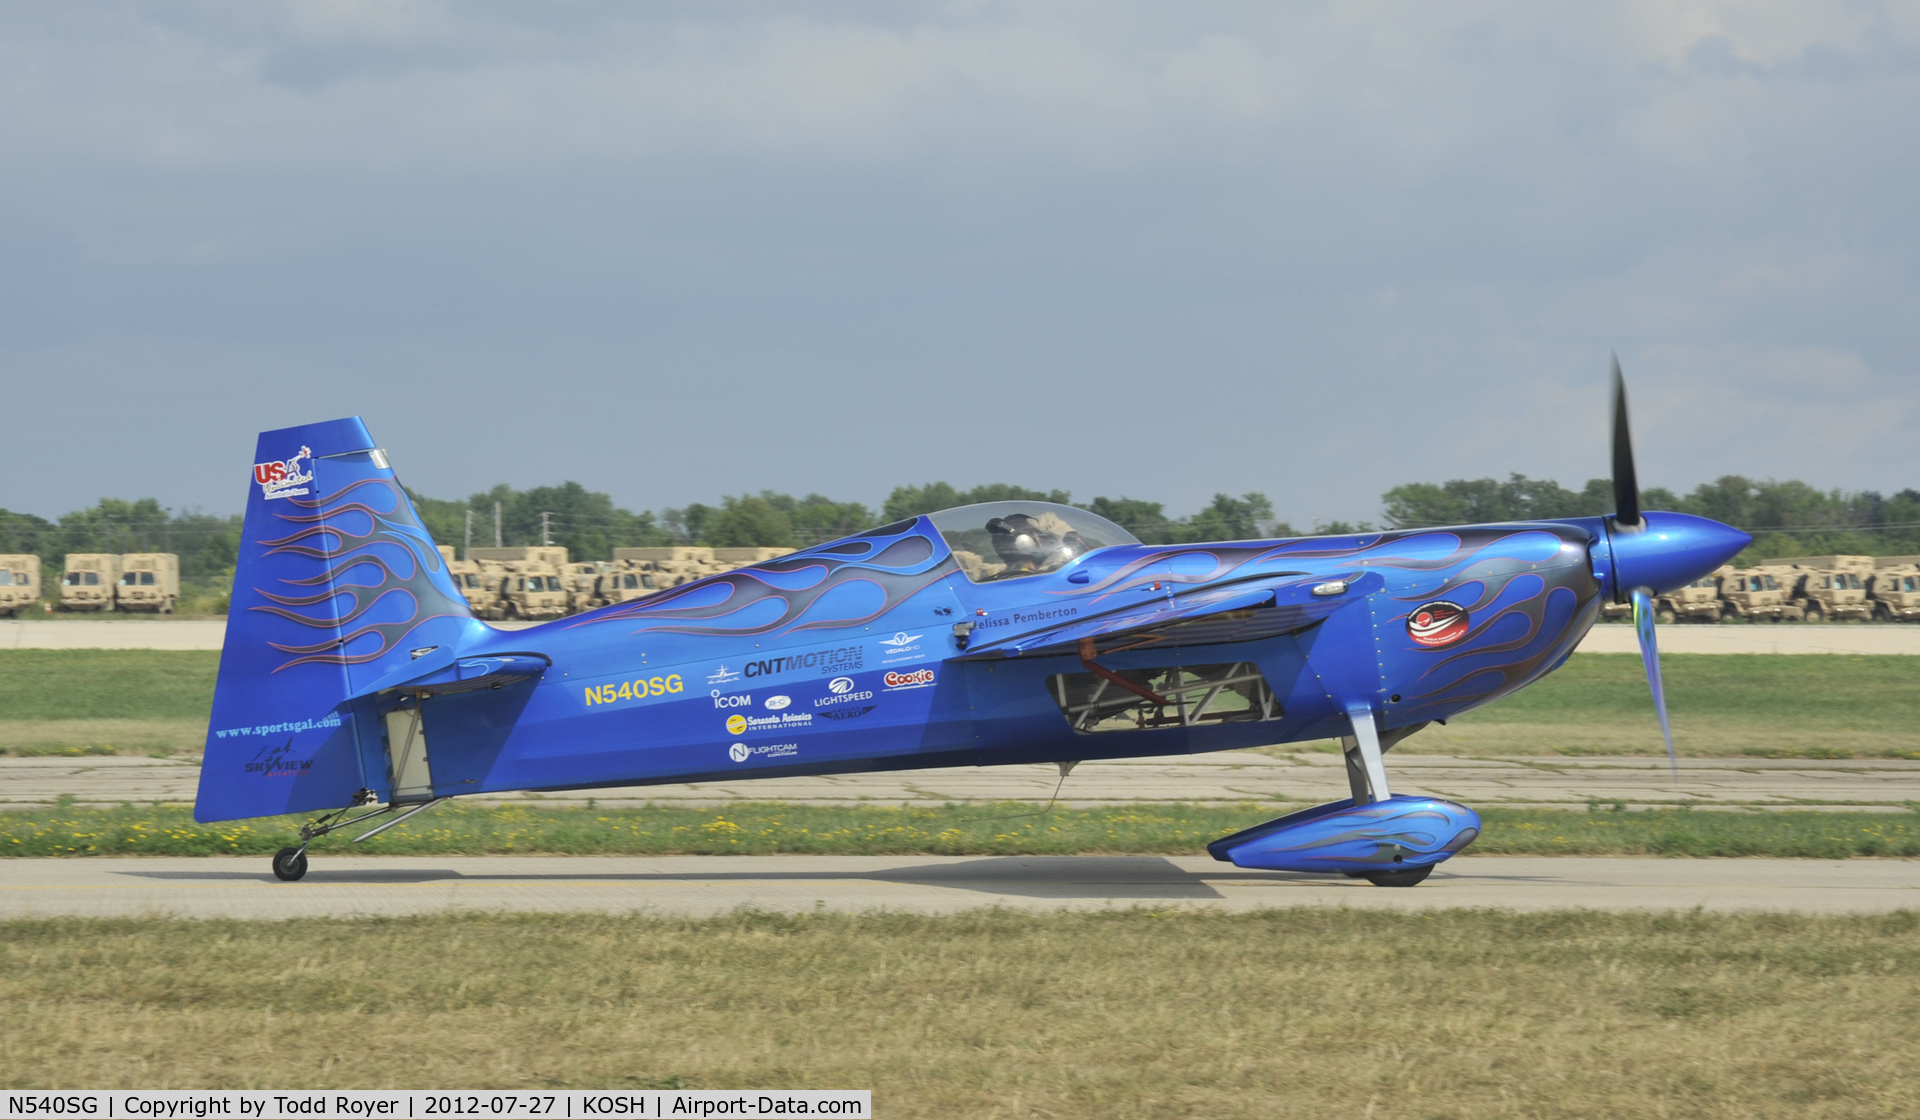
[726, 711, 813, 735]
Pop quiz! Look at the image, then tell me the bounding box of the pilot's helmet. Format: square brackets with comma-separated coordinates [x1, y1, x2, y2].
[986, 513, 1083, 572]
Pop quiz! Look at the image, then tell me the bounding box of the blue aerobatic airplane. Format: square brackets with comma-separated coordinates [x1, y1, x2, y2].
[198, 363, 1748, 886]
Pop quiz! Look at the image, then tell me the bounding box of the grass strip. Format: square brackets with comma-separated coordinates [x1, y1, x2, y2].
[6, 801, 1919, 859]
[0, 650, 220, 722]
[4, 908, 1919, 1116]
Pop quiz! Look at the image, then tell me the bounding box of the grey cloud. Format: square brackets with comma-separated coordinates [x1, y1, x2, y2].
[1, 1, 1917, 526]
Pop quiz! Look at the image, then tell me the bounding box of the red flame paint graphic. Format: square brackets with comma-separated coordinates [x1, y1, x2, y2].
[1407, 601, 1470, 648]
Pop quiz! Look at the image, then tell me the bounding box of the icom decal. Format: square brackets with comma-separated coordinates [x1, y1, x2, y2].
[253, 446, 314, 501]
[712, 691, 751, 709]
[1407, 601, 1471, 649]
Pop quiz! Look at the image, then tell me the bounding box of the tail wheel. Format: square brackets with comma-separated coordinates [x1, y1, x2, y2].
[1363, 866, 1433, 887]
[271, 847, 308, 882]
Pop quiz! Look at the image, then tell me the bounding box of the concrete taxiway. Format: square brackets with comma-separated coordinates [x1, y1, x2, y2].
[1, 854, 1914, 919]
[8, 751, 1918, 812]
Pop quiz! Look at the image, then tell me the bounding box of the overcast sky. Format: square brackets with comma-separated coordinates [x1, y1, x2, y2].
[4, 1, 1917, 528]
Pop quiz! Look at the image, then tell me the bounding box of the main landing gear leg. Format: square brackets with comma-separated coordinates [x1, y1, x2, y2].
[270, 790, 448, 882]
[1341, 706, 1434, 887]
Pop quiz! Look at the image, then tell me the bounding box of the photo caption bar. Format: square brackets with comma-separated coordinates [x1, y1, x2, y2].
[0, 1093, 869, 1120]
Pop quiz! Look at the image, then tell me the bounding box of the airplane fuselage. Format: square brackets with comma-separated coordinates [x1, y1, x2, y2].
[380, 518, 1608, 800]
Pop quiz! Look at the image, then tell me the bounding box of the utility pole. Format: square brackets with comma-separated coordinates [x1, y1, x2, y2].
[463, 510, 473, 559]
[540, 511, 553, 547]
[493, 502, 502, 548]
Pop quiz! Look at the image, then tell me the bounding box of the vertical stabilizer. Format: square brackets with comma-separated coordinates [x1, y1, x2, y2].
[195, 418, 477, 822]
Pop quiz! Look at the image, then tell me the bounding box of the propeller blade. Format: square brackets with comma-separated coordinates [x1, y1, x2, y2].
[1611, 354, 1642, 527]
[1631, 587, 1679, 782]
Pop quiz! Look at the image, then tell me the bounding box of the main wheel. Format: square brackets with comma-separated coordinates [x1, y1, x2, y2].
[271, 846, 308, 882]
[1363, 865, 1433, 887]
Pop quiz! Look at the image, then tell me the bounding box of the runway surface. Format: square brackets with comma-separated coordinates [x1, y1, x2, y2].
[2, 853, 1914, 918]
[5, 619, 1916, 653]
[9, 751, 1918, 811]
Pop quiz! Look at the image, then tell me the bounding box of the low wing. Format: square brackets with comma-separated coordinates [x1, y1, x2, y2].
[956, 572, 1384, 659]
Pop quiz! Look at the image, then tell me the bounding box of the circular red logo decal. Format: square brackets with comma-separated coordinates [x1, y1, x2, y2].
[1407, 601, 1470, 648]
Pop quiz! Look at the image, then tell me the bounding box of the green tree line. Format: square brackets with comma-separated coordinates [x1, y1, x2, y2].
[1381, 474, 1920, 562]
[7, 474, 1918, 604]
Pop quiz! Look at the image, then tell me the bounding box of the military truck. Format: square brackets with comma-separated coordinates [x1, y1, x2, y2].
[469, 546, 570, 621]
[0, 554, 41, 617]
[1651, 568, 1728, 623]
[1868, 555, 1920, 622]
[1719, 566, 1801, 622]
[436, 546, 498, 617]
[562, 561, 610, 613]
[1772, 555, 1875, 622]
[60, 554, 120, 611]
[599, 565, 666, 605]
[613, 547, 717, 589]
[116, 553, 180, 613]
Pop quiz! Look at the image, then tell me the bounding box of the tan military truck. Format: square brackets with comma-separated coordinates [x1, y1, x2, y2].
[437, 546, 499, 617]
[115, 553, 180, 613]
[1772, 555, 1875, 622]
[1868, 555, 1920, 622]
[613, 547, 716, 589]
[600, 565, 666, 605]
[562, 561, 610, 613]
[469, 546, 569, 621]
[1651, 567, 1728, 623]
[60, 554, 120, 611]
[1719, 566, 1799, 622]
[0, 554, 41, 617]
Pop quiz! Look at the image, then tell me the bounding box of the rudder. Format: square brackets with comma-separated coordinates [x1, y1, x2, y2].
[195, 418, 479, 823]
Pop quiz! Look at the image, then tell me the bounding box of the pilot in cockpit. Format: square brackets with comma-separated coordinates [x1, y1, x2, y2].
[985, 512, 1090, 576]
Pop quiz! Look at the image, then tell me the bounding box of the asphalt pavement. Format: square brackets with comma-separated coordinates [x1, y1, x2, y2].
[2, 853, 1913, 919]
[8, 751, 1920, 811]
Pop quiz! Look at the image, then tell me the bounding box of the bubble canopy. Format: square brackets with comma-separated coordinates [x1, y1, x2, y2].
[927, 501, 1140, 583]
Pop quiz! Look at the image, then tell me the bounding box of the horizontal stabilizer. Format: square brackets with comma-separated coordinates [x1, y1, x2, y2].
[349, 652, 551, 700]
[959, 572, 1383, 659]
